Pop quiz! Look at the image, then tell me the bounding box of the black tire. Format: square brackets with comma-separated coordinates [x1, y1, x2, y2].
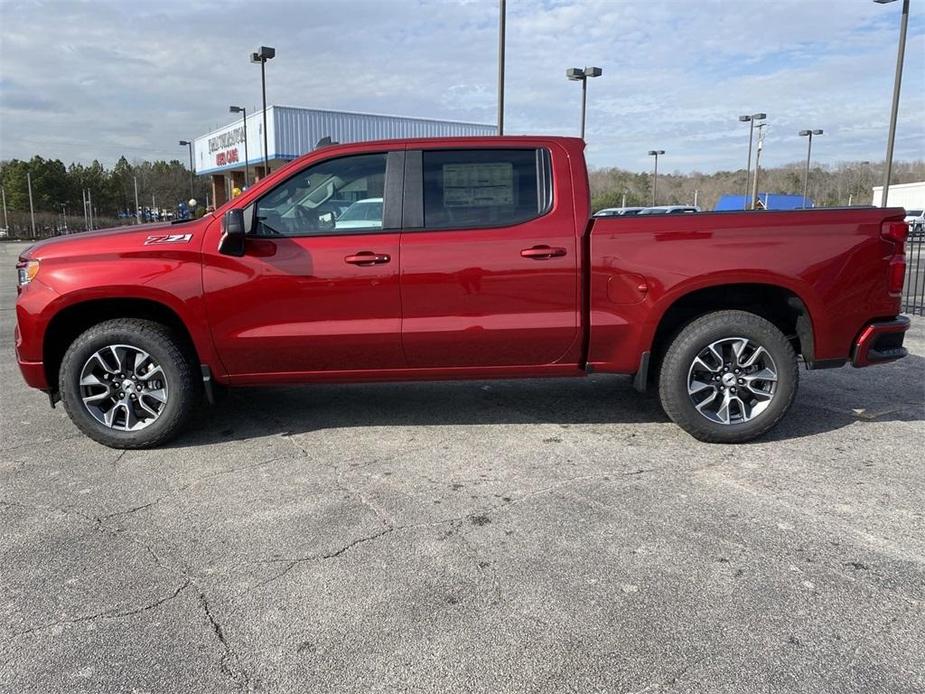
[658, 310, 798, 443]
[59, 319, 199, 449]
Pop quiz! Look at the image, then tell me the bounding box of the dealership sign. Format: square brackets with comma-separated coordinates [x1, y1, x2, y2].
[216, 149, 240, 166]
[209, 126, 245, 167]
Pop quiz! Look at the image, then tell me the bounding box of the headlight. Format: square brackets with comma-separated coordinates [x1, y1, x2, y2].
[16, 259, 40, 287]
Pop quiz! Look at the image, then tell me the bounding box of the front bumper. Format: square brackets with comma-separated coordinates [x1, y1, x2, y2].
[15, 323, 49, 389]
[851, 316, 910, 368]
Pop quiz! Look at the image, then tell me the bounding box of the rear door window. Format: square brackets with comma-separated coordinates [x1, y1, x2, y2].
[421, 149, 552, 230]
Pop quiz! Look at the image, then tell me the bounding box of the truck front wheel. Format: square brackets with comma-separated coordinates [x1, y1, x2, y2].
[658, 310, 798, 443]
[58, 319, 199, 449]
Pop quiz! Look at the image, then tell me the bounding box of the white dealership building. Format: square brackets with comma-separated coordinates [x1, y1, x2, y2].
[872, 180, 925, 209]
[193, 105, 496, 208]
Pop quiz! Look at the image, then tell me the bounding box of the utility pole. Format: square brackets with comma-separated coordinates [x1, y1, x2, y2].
[88, 189, 94, 230]
[497, 0, 506, 135]
[26, 172, 36, 238]
[877, 0, 909, 206]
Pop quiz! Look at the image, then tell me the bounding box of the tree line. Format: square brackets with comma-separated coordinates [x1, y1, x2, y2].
[0, 155, 211, 237]
[2, 153, 923, 238]
[589, 159, 925, 212]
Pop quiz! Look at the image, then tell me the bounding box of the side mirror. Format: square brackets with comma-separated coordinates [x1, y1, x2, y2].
[219, 209, 245, 257]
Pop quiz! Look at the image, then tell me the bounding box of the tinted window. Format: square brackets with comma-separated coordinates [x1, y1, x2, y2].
[422, 149, 550, 229]
[254, 153, 386, 236]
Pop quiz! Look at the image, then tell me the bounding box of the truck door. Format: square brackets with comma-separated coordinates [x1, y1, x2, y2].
[399, 147, 579, 367]
[202, 150, 406, 376]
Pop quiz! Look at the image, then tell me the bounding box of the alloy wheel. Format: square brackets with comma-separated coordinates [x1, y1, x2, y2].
[78, 344, 169, 431]
[686, 337, 778, 425]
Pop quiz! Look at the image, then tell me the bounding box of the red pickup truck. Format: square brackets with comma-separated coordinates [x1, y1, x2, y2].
[15, 136, 910, 448]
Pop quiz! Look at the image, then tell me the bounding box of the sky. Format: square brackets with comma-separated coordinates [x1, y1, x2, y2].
[0, 0, 923, 173]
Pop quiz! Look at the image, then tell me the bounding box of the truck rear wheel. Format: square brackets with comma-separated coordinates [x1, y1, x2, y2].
[59, 319, 198, 449]
[658, 310, 798, 443]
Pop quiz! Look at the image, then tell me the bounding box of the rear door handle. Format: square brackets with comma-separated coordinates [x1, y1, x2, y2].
[521, 245, 567, 260]
[345, 251, 391, 266]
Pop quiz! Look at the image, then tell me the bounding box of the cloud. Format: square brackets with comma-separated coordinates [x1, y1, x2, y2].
[0, 0, 922, 172]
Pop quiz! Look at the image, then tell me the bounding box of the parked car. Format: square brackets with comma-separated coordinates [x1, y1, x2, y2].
[14, 136, 910, 448]
[593, 207, 645, 217]
[335, 197, 383, 229]
[638, 205, 701, 215]
[904, 209, 924, 236]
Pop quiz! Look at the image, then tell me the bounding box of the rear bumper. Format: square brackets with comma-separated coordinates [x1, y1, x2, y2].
[851, 316, 910, 368]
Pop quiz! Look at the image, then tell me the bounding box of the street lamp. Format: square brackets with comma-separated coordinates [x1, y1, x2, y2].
[648, 150, 665, 206]
[874, 0, 909, 206]
[798, 129, 824, 208]
[566, 66, 603, 140]
[251, 45, 276, 178]
[178, 140, 194, 197]
[750, 123, 769, 209]
[738, 113, 766, 210]
[229, 105, 250, 186]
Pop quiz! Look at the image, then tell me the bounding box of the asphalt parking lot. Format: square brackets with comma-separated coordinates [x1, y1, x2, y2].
[1, 240, 923, 693]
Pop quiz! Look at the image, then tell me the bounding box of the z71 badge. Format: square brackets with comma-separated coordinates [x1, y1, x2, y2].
[143, 233, 193, 246]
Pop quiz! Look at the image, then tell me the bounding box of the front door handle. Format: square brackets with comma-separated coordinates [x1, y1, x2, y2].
[521, 245, 567, 260]
[345, 251, 391, 266]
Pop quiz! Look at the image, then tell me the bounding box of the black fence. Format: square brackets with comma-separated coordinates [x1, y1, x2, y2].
[904, 231, 925, 316]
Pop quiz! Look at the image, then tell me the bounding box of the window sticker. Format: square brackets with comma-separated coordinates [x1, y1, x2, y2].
[442, 162, 514, 207]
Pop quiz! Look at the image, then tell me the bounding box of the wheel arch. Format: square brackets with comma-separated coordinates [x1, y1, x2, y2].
[648, 282, 817, 381]
[43, 297, 202, 393]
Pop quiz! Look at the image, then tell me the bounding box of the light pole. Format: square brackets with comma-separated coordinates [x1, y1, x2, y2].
[497, 0, 505, 135]
[251, 46, 276, 178]
[229, 105, 250, 186]
[26, 171, 35, 237]
[178, 140, 194, 197]
[738, 113, 766, 210]
[566, 66, 603, 139]
[648, 150, 665, 205]
[1, 186, 8, 233]
[750, 123, 768, 209]
[799, 129, 824, 208]
[874, 0, 909, 206]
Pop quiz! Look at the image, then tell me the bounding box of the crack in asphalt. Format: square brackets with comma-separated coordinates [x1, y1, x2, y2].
[198, 591, 251, 692]
[90, 455, 288, 523]
[239, 470, 640, 596]
[11, 578, 192, 637]
[242, 525, 397, 595]
[0, 433, 86, 456]
[2, 496, 253, 691]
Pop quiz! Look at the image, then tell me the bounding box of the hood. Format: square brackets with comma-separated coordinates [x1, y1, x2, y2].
[21, 218, 206, 259]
